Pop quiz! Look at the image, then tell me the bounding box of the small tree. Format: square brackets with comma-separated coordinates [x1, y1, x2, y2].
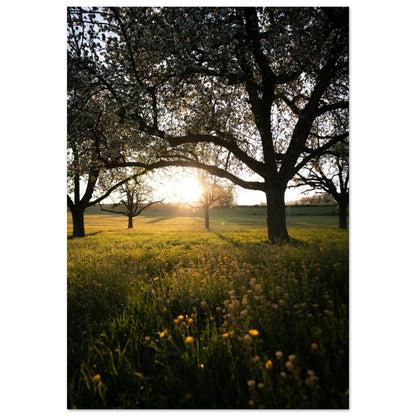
[100, 177, 163, 228]
[294, 140, 349, 229]
[196, 173, 235, 230]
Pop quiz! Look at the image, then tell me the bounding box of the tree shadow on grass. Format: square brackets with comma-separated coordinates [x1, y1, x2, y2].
[211, 230, 310, 248]
[67, 231, 103, 240]
[145, 217, 170, 224]
[211, 231, 242, 248]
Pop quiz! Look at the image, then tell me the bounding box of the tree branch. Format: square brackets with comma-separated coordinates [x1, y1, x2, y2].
[317, 100, 348, 115]
[106, 158, 265, 191]
[87, 172, 145, 207]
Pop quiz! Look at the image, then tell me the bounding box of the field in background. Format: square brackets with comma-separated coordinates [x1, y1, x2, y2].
[67, 206, 348, 409]
[68, 205, 343, 236]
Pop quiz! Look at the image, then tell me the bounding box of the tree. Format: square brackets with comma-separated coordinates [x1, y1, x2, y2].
[294, 139, 349, 229]
[67, 7, 349, 242]
[100, 177, 163, 228]
[67, 61, 145, 237]
[196, 173, 235, 229]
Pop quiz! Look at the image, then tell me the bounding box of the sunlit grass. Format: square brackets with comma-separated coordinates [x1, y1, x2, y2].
[67, 209, 348, 409]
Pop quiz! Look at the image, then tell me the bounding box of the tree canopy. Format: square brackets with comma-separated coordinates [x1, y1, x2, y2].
[67, 6, 349, 241]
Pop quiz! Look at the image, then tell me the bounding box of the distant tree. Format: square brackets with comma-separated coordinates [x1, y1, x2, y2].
[67, 7, 349, 242]
[100, 177, 163, 228]
[197, 173, 235, 229]
[294, 139, 349, 228]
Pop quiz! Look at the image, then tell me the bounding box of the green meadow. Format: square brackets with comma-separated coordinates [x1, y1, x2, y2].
[67, 206, 348, 409]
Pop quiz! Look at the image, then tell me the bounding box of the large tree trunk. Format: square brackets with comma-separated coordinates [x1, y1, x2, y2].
[339, 201, 348, 230]
[70, 207, 86, 238]
[265, 185, 289, 242]
[128, 216, 133, 229]
[204, 205, 209, 230]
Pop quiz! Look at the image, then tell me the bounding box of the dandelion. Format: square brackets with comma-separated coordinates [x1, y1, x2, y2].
[248, 329, 260, 337]
[187, 317, 194, 324]
[275, 351, 283, 360]
[285, 360, 294, 370]
[257, 382, 265, 390]
[247, 380, 256, 389]
[265, 360, 273, 370]
[92, 374, 101, 383]
[159, 329, 168, 338]
[185, 336, 195, 345]
[221, 333, 229, 339]
[145, 336, 150, 341]
[311, 342, 319, 350]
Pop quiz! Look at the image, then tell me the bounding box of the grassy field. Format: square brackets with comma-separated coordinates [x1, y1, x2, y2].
[67, 206, 348, 409]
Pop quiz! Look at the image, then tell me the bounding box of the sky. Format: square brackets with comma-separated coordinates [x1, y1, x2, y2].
[98, 168, 304, 206]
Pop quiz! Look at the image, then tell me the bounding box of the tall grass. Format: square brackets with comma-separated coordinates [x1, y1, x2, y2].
[68, 221, 348, 409]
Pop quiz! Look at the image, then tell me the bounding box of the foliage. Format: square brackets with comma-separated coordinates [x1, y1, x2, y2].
[68, 214, 348, 409]
[293, 138, 349, 228]
[67, 6, 349, 241]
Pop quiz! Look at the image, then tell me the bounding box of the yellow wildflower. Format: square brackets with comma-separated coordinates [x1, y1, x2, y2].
[221, 333, 229, 339]
[275, 351, 283, 360]
[177, 315, 184, 322]
[187, 318, 194, 324]
[92, 374, 101, 383]
[311, 342, 319, 350]
[248, 329, 260, 337]
[185, 336, 195, 345]
[265, 360, 273, 370]
[145, 336, 150, 341]
[159, 329, 168, 338]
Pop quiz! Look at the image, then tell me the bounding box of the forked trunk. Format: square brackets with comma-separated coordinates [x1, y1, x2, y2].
[265, 186, 289, 242]
[71, 207, 86, 238]
[204, 205, 209, 230]
[128, 216, 133, 229]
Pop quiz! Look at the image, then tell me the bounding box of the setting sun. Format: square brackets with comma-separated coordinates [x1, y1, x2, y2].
[172, 175, 202, 204]
[157, 170, 202, 204]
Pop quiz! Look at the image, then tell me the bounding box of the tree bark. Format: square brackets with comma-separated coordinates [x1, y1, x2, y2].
[339, 201, 348, 230]
[70, 207, 86, 238]
[204, 205, 209, 230]
[265, 185, 289, 242]
[128, 216, 133, 229]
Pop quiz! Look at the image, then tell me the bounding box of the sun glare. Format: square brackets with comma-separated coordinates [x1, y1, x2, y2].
[158, 171, 202, 204]
[172, 175, 202, 204]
